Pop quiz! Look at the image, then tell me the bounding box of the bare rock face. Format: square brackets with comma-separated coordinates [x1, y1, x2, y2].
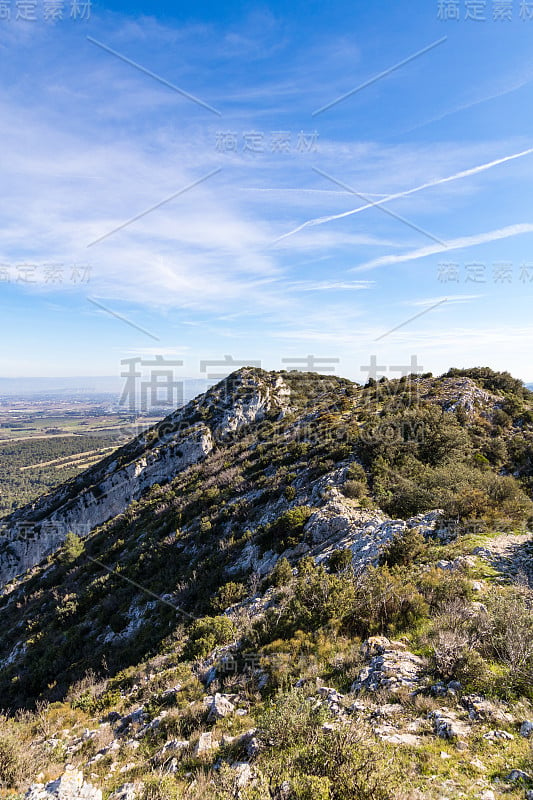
[309, 494, 441, 568]
[25, 768, 102, 800]
[0, 369, 291, 587]
[351, 637, 427, 694]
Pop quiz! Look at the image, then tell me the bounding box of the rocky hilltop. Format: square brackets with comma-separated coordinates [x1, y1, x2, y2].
[0, 366, 532, 800]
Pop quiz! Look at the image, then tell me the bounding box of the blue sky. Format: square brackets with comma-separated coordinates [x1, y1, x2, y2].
[1, 0, 533, 384]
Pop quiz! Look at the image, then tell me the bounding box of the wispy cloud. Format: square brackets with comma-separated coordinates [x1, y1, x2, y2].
[275, 147, 533, 244]
[404, 294, 483, 307]
[287, 279, 374, 291]
[353, 223, 533, 272]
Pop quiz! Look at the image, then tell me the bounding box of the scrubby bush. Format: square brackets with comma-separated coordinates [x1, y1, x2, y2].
[262, 506, 313, 553]
[342, 480, 368, 500]
[379, 528, 428, 567]
[284, 485, 297, 501]
[481, 587, 533, 697]
[258, 688, 328, 748]
[59, 532, 84, 565]
[292, 774, 332, 799]
[346, 566, 428, 638]
[269, 561, 356, 637]
[185, 616, 237, 660]
[259, 702, 396, 800]
[0, 728, 28, 788]
[211, 581, 247, 612]
[328, 548, 354, 573]
[141, 776, 180, 800]
[270, 557, 293, 587]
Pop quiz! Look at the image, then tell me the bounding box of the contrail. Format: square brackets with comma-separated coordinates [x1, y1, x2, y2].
[352, 222, 533, 272]
[274, 147, 533, 245]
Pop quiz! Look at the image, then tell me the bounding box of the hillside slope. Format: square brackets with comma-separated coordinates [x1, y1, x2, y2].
[0, 367, 533, 800]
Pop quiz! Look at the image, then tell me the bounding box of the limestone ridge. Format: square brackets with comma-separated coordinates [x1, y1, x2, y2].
[0, 368, 525, 590]
[0, 369, 291, 586]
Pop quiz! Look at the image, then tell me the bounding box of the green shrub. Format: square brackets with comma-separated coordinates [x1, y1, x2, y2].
[0, 728, 30, 788]
[141, 776, 180, 800]
[59, 532, 84, 565]
[270, 562, 355, 637]
[258, 688, 328, 749]
[284, 485, 297, 501]
[346, 462, 367, 482]
[211, 582, 247, 612]
[481, 587, 533, 697]
[346, 566, 428, 638]
[342, 480, 367, 500]
[263, 506, 313, 553]
[270, 557, 293, 587]
[379, 527, 428, 567]
[293, 774, 332, 799]
[185, 616, 237, 659]
[328, 548, 353, 573]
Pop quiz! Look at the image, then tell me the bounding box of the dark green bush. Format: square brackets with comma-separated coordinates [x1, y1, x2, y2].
[211, 582, 247, 612]
[379, 528, 428, 567]
[328, 548, 354, 573]
[262, 506, 313, 553]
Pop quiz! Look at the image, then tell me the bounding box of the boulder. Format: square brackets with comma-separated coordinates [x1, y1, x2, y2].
[25, 768, 102, 800]
[429, 710, 470, 740]
[194, 731, 219, 756]
[231, 762, 254, 789]
[207, 692, 236, 720]
[505, 770, 532, 782]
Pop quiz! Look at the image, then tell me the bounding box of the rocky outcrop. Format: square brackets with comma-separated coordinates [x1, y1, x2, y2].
[0, 369, 291, 587]
[429, 709, 471, 741]
[351, 636, 426, 692]
[351, 637, 427, 694]
[25, 769, 101, 800]
[194, 731, 219, 756]
[309, 494, 441, 568]
[206, 692, 237, 720]
[420, 376, 497, 416]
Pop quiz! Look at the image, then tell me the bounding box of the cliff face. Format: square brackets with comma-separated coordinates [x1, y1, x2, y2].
[0, 370, 291, 586]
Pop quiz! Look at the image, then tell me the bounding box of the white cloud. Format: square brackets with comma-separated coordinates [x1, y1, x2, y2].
[352, 223, 533, 272]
